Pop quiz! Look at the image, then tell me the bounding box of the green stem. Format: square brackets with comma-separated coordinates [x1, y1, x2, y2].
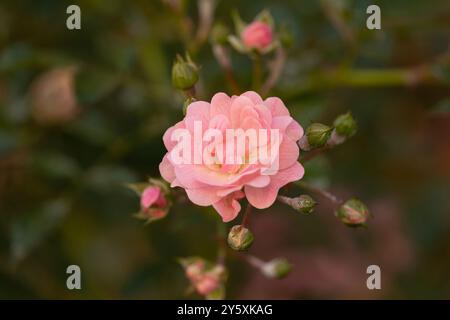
[295, 181, 342, 208]
[252, 54, 263, 91]
[241, 203, 253, 228]
[281, 67, 438, 100]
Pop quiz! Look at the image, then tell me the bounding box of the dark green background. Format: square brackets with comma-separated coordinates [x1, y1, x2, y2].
[0, 0, 449, 299]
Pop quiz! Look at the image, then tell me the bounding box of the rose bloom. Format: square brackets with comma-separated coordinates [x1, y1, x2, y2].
[159, 91, 304, 222]
[241, 21, 273, 50]
[140, 186, 168, 219]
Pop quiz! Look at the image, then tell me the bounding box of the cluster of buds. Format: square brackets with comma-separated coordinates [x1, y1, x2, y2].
[336, 198, 370, 227]
[299, 112, 357, 151]
[227, 225, 254, 251]
[180, 257, 227, 300]
[278, 194, 316, 214]
[127, 179, 171, 223]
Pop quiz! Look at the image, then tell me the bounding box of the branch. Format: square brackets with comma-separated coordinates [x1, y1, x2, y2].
[212, 44, 241, 94]
[295, 181, 342, 208]
[260, 47, 287, 96]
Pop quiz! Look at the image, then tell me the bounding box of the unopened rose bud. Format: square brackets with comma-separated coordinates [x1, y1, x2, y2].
[241, 21, 273, 51]
[261, 258, 292, 279]
[172, 54, 199, 90]
[211, 23, 230, 45]
[227, 225, 254, 251]
[336, 198, 370, 227]
[278, 195, 316, 214]
[333, 112, 357, 138]
[140, 185, 169, 220]
[306, 123, 333, 148]
[127, 179, 170, 223]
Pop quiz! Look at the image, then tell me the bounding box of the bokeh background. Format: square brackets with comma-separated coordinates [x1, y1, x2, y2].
[1, 0, 450, 299]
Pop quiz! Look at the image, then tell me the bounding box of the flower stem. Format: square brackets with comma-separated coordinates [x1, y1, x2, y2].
[295, 181, 342, 208]
[252, 54, 263, 91]
[241, 203, 253, 228]
[216, 221, 227, 266]
[301, 145, 330, 163]
[244, 254, 265, 269]
[261, 47, 286, 96]
[212, 44, 240, 94]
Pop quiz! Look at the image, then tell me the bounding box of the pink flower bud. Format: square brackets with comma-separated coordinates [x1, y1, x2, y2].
[181, 258, 226, 298]
[140, 186, 168, 219]
[195, 274, 220, 296]
[241, 21, 273, 50]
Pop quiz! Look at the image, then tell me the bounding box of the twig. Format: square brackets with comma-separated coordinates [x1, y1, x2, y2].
[252, 54, 263, 91]
[241, 203, 253, 228]
[212, 44, 240, 94]
[296, 181, 342, 208]
[260, 47, 287, 96]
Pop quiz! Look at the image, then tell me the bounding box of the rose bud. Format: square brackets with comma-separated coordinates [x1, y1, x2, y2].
[139, 185, 169, 221]
[227, 225, 254, 251]
[305, 123, 333, 148]
[241, 21, 273, 51]
[333, 112, 357, 138]
[171, 54, 199, 90]
[278, 195, 316, 214]
[261, 258, 292, 279]
[336, 198, 370, 227]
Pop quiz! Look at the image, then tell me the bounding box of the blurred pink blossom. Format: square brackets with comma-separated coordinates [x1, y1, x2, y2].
[241, 21, 273, 50]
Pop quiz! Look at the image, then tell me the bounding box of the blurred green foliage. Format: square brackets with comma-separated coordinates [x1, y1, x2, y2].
[0, 0, 450, 299]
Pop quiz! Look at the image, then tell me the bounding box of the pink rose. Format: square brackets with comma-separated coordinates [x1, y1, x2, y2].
[140, 186, 168, 219]
[159, 91, 304, 222]
[241, 21, 273, 50]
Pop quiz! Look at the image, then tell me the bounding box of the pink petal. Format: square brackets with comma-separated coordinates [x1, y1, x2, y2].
[230, 96, 254, 128]
[209, 114, 230, 131]
[210, 92, 231, 118]
[246, 175, 271, 188]
[278, 137, 300, 170]
[241, 91, 263, 104]
[245, 162, 304, 209]
[213, 191, 244, 222]
[163, 121, 185, 151]
[185, 187, 221, 206]
[174, 165, 205, 188]
[271, 116, 294, 133]
[254, 104, 272, 127]
[159, 154, 176, 183]
[244, 179, 278, 209]
[186, 101, 211, 119]
[141, 186, 161, 209]
[264, 97, 290, 117]
[286, 120, 303, 141]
